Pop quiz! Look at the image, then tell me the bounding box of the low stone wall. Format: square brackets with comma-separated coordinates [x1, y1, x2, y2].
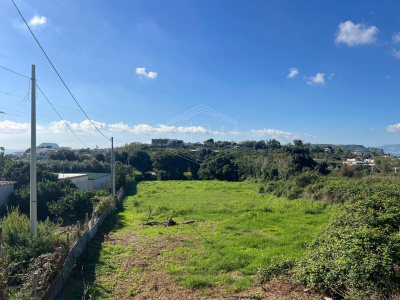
[43, 188, 126, 300]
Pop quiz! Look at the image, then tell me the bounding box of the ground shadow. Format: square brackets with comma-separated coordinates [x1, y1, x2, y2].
[56, 182, 138, 300]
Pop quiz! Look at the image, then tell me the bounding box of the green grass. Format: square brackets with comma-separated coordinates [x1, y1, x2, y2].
[60, 181, 336, 298]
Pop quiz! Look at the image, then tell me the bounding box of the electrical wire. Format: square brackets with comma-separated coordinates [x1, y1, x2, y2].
[36, 84, 88, 148]
[11, 0, 110, 141]
[0, 64, 30, 79]
[0, 106, 58, 121]
[0, 90, 24, 98]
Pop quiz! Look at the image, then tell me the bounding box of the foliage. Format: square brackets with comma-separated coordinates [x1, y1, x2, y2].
[49, 149, 78, 161]
[128, 151, 152, 173]
[152, 152, 198, 180]
[40, 158, 110, 173]
[295, 195, 400, 299]
[1, 207, 62, 264]
[115, 161, 134, 190]
[258, 258, 296, 282]
[48, 190, 95, 222]
[91, 152, 105, 162]
[5, 179, 78, 220]
[198, 155, 239, 181]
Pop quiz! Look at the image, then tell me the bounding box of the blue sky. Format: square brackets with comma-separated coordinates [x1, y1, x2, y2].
[1, 0, 400, 149]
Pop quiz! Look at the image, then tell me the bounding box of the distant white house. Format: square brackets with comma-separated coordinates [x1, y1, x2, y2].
[0, 181, 17, 207]
[85, 173, 111, 191]
[56, 173, 111, 192]
[57, 173, 89, 192]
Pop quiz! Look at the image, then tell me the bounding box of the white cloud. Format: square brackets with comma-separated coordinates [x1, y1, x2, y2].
[250, 128, 299, 140]
[108, 122, 130, 132]
[147, 72, 158, 79]
[393, 32, 400, 43]
[328, 73, 335, 80]
[135, 67, 158, 79]
[228, 131, 245, 135]
[392, 49, 400, 59]
[129, 124, 219, 135]
[387, 123, 400, 133]
[335, 21, 378, 46]
[250, 129, 315, 141]
[287, 68, 299, 78]
[307, 73, 326, 85]
[50, 120, 106, 134]
[0, 120, 44, 133]
[28, 15, 47, 26]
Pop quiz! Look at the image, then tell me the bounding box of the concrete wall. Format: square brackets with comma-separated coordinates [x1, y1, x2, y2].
[0, 184, 14, 207]
[88, 175, 111, 191]
[44, 188, 126, 300]
[70, 176, 89, 192]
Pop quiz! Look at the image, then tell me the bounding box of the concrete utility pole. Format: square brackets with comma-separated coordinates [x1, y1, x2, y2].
[30, 65, 37, 237]
[111, 137, 115, 196]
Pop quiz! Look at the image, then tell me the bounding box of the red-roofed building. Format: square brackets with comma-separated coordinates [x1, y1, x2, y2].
[0, 181, 17, 207]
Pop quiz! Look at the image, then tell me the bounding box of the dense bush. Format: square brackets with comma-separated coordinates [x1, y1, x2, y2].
[48, 190, 95, 223]
[295, 195, 400, 299]
[1, 208, 62, 263]
[5, 179, 78, 220]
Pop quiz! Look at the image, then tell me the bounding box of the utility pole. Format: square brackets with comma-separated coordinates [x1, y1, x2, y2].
[30, 65, 37, 237]
[111, 137, 115, 196]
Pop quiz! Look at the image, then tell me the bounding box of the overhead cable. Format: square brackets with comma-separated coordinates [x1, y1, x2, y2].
[11, 0, 109, 141]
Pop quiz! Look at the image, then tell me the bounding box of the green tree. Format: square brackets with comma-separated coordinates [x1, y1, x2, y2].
[198, 156, 239, 181]
[129, 151, 152, 173]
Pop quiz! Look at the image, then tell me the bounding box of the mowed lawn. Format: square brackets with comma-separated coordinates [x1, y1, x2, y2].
[59, 181, 336, 299]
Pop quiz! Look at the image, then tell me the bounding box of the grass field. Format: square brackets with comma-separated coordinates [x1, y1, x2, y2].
[59, 181, 336, 299]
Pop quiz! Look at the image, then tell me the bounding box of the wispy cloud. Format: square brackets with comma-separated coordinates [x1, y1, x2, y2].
[392, 49, 400, 59]
[250, 128, 315, 140]
[335, 21, 378, 46]
[136, 67, 158, 79]
[393, 32, 400, 43]
[287, 68, 299, 78]
[28, 15, 47, 26]
[307, 73, 326, 85]
[328, 73, 335, 80]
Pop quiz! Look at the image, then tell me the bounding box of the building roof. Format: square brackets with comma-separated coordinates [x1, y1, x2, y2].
[57, 173, 89, 179]
[0, 181, 17, 186]
[78, 172, 111, 180]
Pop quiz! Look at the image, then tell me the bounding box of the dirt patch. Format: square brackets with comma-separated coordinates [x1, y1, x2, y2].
[88, 232, 320, 299]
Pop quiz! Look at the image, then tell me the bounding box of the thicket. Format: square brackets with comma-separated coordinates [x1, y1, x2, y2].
[1, 208, 65, 298]
[260, 175, 400, 299]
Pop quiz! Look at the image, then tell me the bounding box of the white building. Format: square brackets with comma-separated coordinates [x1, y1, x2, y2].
[57, 173, 111, 192]
[86, 173, 111, 191]
[0, 181, 17, 207]
[57, 173, 89, 192]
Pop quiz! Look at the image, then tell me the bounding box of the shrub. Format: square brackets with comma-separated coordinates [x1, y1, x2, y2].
[1, 207, 62, 263]
[48, 190, 95, 223]
[258, 258, 296, 282]
[295, 196, 400, 299]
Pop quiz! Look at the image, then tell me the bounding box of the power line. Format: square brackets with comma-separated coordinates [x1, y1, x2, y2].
[11, 0, 110, 141]
[0, 64, 30, 79]
[36, 84, 88, 148]
[0, 89, 24, 98]
[0, 106, 58, 121]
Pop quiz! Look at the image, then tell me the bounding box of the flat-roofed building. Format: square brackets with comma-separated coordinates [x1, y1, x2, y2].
[57, 173, 89, 192]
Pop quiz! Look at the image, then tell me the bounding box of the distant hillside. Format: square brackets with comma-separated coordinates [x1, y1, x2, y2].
[315, 144, 384, 154]
[379, 144, 400, 155]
